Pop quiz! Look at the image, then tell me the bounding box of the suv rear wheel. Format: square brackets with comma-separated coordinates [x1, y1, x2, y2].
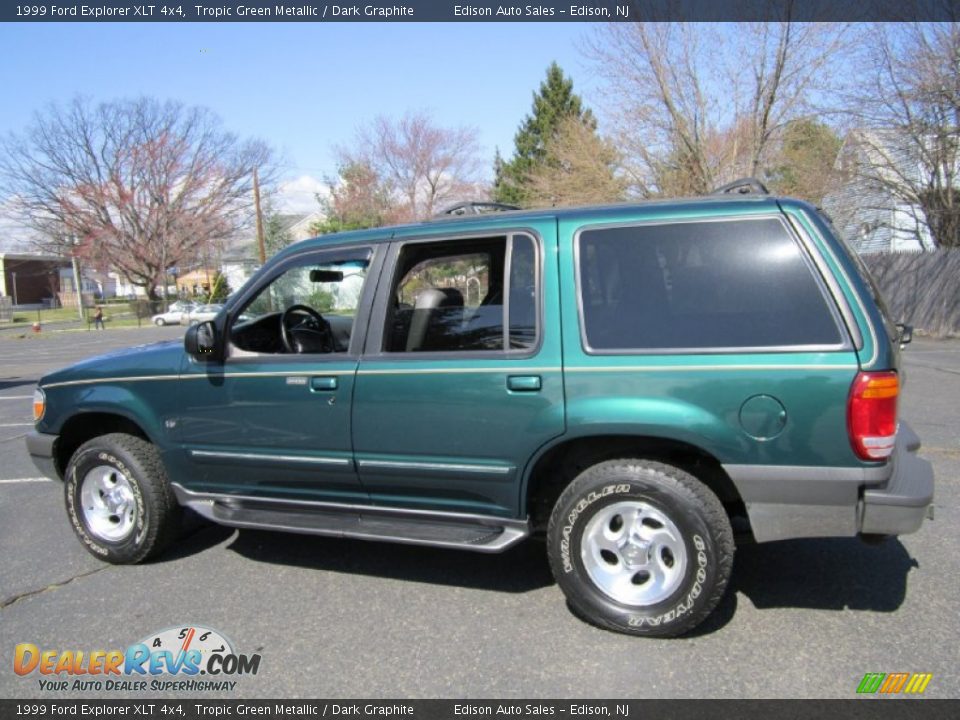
[546, 459, 734, 637]
[64, 433, 181, 564]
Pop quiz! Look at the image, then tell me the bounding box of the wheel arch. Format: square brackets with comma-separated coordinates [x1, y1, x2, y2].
[54, 411, 154, 478]
[521, 433, 752, 540]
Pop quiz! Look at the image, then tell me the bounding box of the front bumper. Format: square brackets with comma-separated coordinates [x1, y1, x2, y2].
[26, 430, 60, 480]
[859, 422, 935, 536]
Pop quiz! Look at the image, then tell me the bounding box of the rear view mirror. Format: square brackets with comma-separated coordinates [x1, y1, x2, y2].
[310, 269, 344, 283]
[185, 321, 219, 361]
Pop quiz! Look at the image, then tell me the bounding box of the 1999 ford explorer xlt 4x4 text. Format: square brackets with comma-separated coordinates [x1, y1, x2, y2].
[27, 183, 935, 636]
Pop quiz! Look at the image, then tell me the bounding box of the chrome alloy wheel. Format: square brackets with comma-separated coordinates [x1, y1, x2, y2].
[580, 500, 688, 606]
[79, 465, 137, 542]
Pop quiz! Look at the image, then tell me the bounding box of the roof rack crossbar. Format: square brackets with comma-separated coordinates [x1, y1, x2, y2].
[710, 178, 770, 196]
[436, 201, 520, 217]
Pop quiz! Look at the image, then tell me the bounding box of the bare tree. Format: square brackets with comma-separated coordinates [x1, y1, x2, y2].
[585, 22, 848, 197]
[0, 97, 272, 298]
[524, 116, 628, 207]
[839, 23, 960, 249]
[340, 111, 484, 221]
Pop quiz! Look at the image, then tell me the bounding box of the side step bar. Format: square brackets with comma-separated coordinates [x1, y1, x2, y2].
[171, 484, 530, 553]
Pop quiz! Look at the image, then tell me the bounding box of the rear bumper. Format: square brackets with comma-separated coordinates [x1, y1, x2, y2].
[26, 430, 60, 480]
[723, 420, 934, 542]
[859, 422, 934, 536]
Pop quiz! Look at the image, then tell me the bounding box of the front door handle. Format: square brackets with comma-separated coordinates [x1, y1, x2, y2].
[310, 376, 339, 392]
[507, 375, 541, 392]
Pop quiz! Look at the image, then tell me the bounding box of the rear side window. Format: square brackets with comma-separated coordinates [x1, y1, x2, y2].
[831, 223, 898, 344]
[384, 233, 539, 353]
[577, 218, 845, 352]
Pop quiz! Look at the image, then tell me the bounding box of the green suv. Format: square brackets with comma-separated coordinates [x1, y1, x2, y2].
[26, 186, 934, 636]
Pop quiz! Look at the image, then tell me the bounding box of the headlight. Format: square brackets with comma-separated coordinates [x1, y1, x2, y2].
[32, 387, 45, 423]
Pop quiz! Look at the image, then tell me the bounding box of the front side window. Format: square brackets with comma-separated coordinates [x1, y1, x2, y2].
[578, 218, 845, 351]
[384, 234, 538, 353]
[230, 250, 371, 355]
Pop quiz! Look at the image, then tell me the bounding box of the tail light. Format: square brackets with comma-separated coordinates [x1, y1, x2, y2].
[847, 371, 898, 460]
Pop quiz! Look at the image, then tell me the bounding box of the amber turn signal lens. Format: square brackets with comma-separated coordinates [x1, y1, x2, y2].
[32, 387, 45, 423]
[847, 371, 898, 461]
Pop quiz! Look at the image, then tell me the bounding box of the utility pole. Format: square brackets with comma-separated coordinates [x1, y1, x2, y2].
[70, 238, 84, 322]
[253, 167, 266, 264]
[203, 242, 211, 301]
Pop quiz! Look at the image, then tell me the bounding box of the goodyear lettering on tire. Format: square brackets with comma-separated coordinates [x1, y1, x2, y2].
[628, 534, 708, 628]
[67, 451, 147, 555]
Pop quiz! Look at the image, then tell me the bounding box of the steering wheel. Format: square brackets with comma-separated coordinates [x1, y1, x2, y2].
[280, 304, 333, 354]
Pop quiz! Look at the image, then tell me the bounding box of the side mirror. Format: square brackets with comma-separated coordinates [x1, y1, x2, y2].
[896, 323, 913, 347]
[184, 321, 219, 361]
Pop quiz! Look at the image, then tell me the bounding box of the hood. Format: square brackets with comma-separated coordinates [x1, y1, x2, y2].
[40, 340, 184, 387]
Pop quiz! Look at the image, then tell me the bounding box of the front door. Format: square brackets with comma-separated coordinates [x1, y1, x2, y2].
[352, 223, 565, 518]
[175, 244, 382, 502]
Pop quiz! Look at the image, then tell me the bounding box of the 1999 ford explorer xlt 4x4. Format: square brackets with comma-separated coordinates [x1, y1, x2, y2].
[27, 184, 934, 636]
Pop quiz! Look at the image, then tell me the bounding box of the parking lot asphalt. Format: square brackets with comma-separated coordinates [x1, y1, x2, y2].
[0, 327, 957, 699]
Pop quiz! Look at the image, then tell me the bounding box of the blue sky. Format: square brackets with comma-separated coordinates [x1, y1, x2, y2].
[0, 22, 596, 212]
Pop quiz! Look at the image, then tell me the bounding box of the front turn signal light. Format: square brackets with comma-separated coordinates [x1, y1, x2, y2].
[32, 387, 45, 423]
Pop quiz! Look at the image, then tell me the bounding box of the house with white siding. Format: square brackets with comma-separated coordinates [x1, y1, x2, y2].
[822, 130, 940, 254]
[220, 212, 324, 291]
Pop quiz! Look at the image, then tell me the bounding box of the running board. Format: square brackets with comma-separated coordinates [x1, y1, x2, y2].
[171, 484, 529, 553]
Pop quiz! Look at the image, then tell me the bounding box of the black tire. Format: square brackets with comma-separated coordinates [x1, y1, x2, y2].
[64, 433, 181, 564]
[546, 459, 734, 637]
[154, 318, 165, 326]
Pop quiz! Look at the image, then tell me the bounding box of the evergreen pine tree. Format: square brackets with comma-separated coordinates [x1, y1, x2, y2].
[494, 63, 595, 206]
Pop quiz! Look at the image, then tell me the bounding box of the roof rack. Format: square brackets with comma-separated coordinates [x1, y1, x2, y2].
[436, 201, 520, 217]
[711, 178, 769, 196]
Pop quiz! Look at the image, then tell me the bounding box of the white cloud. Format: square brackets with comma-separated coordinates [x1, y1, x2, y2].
[277, 175, 327, 215]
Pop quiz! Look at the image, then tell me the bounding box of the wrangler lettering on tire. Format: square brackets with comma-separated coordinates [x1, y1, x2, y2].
[546, 459, 734, 638]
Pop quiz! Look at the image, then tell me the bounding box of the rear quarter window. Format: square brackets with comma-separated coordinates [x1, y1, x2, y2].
[829, 222, 899, 345]
[577, 217, 846, 352]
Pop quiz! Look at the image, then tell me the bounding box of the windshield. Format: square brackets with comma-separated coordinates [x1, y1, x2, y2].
[242, 260, 369, 321]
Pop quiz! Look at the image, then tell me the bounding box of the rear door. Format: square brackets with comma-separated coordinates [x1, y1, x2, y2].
[561, 208, 863, 538]
[351, 220, 564, 518]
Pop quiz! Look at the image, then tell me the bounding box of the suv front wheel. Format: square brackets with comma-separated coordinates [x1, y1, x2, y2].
[546, 459, 734, 637]
[64, 433, 181, 564]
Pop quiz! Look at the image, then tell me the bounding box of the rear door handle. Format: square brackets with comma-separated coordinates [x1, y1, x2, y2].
[507, 375, 541, 392]
[310, 376, 339, 392]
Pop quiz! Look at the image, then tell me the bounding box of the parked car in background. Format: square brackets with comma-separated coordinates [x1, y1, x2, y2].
[183, 303, 224, 325]
[151, 301, 196, 326]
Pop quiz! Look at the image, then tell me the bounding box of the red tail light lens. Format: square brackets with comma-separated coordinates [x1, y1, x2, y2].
[847, 371, 899, 460]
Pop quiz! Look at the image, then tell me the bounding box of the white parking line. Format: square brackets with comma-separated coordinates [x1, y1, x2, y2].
[0, 423, 32, 427]
[0, 477, 50, 484]
[0, 396, 31, 400]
